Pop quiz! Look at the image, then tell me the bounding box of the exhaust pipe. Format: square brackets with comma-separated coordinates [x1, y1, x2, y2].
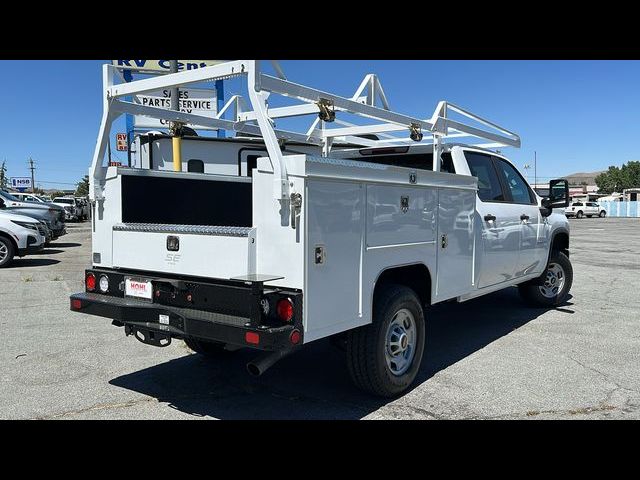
[247, 349, 294, 377]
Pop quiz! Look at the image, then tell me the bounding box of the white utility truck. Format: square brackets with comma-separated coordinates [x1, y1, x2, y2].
[70, 61, 571, 396]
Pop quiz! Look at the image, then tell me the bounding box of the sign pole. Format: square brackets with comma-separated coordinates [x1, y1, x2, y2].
[124, 69, 134, 167]
[170, 60, 182, 172]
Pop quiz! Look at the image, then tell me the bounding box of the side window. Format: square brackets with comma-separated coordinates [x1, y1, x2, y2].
[441, 152, 455, 174]
[187, 159, 205, 173]
[493, 158, 535, 205]
[464, 152, 505, 202]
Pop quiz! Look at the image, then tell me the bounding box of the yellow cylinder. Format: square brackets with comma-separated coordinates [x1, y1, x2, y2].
[172, 136, 182, 172]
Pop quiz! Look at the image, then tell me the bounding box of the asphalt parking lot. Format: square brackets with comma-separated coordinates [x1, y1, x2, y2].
[1, 218, 639, 419]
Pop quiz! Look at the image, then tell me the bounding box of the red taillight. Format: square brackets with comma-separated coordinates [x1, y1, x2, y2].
[71, 299, 83, 310]
[86, 273, 96, 292]
[290, 329, 301, 345]
[276, 298, 294, 322]
[245, 332, 260, 345]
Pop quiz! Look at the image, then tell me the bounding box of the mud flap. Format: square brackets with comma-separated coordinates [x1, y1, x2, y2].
[125, 324, 172, 347]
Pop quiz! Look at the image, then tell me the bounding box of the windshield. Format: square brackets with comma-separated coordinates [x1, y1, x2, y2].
[54, 198, 74, 205]
[0, 190, 20, 202]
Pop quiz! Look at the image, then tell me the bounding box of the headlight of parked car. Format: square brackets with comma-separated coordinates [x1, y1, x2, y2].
[11, 220, 38, 231]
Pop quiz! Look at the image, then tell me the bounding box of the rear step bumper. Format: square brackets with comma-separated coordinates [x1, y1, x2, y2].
[70, 280, 302, 351]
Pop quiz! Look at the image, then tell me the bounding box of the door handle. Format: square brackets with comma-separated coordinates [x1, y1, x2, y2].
[484, 214, 496, 222]
[520, 214, 530, 221]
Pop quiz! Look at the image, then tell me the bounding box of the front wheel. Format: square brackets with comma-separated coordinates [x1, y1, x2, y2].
[0, 236, 15, 268]
[599, 210, 606, 218]
[346, 284, 425, 397]
[576, 210, 584, 219]
[519, 251, 573, 306]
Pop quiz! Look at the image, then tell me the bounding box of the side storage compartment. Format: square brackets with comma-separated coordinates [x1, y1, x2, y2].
[433, 187, 476, 301]
[305, 179, 365, 342]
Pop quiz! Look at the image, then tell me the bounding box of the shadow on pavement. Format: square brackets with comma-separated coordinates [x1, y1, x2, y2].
[30, 249, 64, 255]
[10, 258, 60, 267]
[110, 286, 552, 419]
[50, 242, 82, 248]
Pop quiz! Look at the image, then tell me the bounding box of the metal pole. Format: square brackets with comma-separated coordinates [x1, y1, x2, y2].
[534, 151, 537, 188]
[29, 157, 36, 193]
[170, 60, 182, 172]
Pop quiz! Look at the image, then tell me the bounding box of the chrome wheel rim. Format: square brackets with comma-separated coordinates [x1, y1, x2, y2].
[0, 242, 7, 262]
[385, 308, 417, 376]
[539, 263, 565, 299]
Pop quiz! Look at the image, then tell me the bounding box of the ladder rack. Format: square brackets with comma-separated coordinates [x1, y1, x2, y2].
[91, 60, 520, 201]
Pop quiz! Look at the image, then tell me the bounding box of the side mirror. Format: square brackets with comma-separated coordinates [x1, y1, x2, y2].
[541, 178, 569, 213]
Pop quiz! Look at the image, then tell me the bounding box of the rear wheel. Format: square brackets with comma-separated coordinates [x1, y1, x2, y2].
[0, 236, 15, 268]
[576, 210, 584, 218]
[519, 251, 573, 306]
[346, 284, 425, 397]
[599, 210, 606, 218]
[184, 338, 235, 358]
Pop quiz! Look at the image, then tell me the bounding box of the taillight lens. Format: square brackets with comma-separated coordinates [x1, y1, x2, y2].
[86, 273, 96, 292]
[99, 275, 109, 293]
[276, 298, 294, 322]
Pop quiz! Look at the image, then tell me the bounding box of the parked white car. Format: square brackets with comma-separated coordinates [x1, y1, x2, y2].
[565, 201, 606, 218]
[0, 210, 46, 267]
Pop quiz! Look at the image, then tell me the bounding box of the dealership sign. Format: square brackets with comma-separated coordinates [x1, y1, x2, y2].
[133, 88, 218, 130]
[11, 177, 32, 191]
[112, 60, 223, 72]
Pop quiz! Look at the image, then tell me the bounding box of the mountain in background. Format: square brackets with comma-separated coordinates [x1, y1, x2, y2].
[564, 171, 604, 185]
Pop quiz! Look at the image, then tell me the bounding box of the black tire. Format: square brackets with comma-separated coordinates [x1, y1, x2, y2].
[518, 251, 573, 306]
[346, 284, 425, 397]
[576, 210, 584, 219]
[599, 210, 606, 218]
[0, 236, 15, 268]
[184, 338, 234, 358]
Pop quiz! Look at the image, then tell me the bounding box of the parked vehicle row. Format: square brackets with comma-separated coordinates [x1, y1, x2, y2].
[564, 201, 607, 218]
[10, 192, 90, 222]
[0, 190, 69, 267]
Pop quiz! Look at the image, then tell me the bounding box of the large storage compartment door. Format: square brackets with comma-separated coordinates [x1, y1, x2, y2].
[434, 188, 476, 301]
[305, 180, 365, 341]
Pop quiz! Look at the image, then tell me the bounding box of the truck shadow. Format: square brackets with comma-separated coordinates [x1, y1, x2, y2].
[110, 287, 567, 419]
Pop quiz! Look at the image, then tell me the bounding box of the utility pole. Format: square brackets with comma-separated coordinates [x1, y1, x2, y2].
[534, 151, 537, 188]
[28, 157, 36, 193]
[169, 60, 183, 172]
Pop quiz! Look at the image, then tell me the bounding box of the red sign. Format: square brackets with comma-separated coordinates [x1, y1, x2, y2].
[116, 133, 128, 151]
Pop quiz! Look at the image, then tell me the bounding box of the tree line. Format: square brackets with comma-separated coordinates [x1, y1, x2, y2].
[594, 161, 640, 194]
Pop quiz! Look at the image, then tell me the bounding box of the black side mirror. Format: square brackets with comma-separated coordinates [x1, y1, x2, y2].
[541, 179, 569, 214]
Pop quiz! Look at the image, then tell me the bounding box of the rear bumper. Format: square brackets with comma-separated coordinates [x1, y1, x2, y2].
[70, 284, 302, 351]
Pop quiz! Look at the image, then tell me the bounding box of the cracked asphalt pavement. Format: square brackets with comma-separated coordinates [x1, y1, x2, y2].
[1, 218, 639, 419]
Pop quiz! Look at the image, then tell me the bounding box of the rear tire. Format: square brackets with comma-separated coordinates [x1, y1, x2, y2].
[576, 211, 584, 218]
[346, 284, 425, 397]
[0, 236, 15, 268]
[519, 251, 573, 306]
[184, 338, 234, 358]
[599, 210, 606, 218]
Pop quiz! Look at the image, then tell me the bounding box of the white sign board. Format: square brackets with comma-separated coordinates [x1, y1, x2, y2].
[11, 177, 32, 189]
[112, 60, 223, 72]
[133, 88, 218, 130]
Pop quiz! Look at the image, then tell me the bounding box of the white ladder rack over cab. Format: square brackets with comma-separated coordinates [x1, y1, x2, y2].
[91, 60, 520, 201]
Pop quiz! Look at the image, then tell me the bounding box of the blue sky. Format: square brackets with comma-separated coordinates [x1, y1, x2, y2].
[0, 60, 639, 189]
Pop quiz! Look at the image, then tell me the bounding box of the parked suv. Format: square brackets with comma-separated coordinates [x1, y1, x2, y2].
[53, 197, 82, 221]
[0, 210, 45, 267]
[565, 201, 606, 218]
[0, 190, 66, 238]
